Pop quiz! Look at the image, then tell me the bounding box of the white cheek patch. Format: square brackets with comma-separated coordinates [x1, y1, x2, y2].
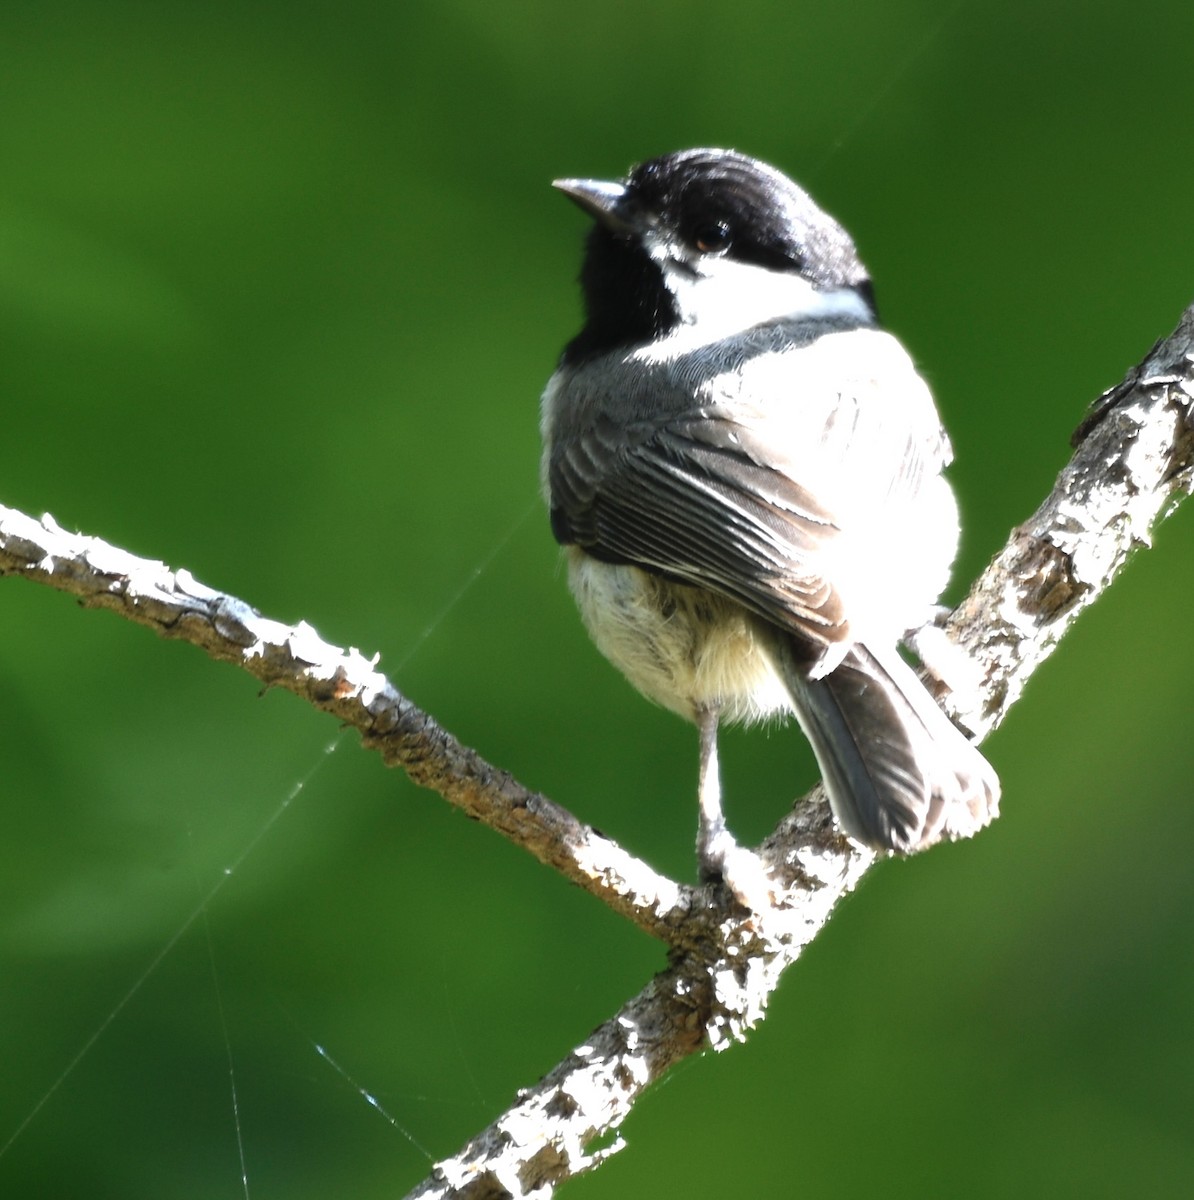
[641, 229, 870, 339]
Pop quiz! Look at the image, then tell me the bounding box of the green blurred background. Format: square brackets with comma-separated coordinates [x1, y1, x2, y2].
[2, 1, 1192, 1196]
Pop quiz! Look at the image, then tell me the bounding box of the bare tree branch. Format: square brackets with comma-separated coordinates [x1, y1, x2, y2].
[410, 301, 1194, 1199]
[946, 306, 1194, 737]
[2, 303, 1191, 1197]
[0, 507, 694, 943]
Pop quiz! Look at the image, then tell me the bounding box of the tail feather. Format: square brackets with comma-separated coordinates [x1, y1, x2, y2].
[784, 641, 999, 853]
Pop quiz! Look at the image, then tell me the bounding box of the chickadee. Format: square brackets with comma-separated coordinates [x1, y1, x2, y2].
[540, 148, 998, 874]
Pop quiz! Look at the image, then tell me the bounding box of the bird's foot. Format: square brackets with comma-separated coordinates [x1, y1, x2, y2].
[699, 824, 778, 914]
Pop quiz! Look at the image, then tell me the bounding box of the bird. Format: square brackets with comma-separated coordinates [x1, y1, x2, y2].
[539, 147, 998, 880]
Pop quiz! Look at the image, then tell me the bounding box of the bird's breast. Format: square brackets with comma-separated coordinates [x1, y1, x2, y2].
[566, 549, 792, 726]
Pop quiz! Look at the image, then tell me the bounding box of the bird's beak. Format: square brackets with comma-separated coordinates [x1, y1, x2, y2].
[552, 177, 635, 233]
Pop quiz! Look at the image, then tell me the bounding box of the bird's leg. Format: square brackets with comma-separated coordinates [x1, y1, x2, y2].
[696, 704, 777, 910]
[696, 704, 732, 881]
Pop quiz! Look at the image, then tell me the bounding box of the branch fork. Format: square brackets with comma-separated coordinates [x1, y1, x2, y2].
[3, 304, 1192, 1199]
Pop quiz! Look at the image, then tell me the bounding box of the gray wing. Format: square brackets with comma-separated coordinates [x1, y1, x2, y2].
[546, 328, 951, 657]
[550, 408, 848, 649]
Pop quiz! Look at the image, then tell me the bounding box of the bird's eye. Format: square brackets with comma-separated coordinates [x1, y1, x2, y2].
[693, 220, 732, 255]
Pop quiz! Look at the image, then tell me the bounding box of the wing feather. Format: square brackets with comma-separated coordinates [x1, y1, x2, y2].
[545, 324, 951, 656]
